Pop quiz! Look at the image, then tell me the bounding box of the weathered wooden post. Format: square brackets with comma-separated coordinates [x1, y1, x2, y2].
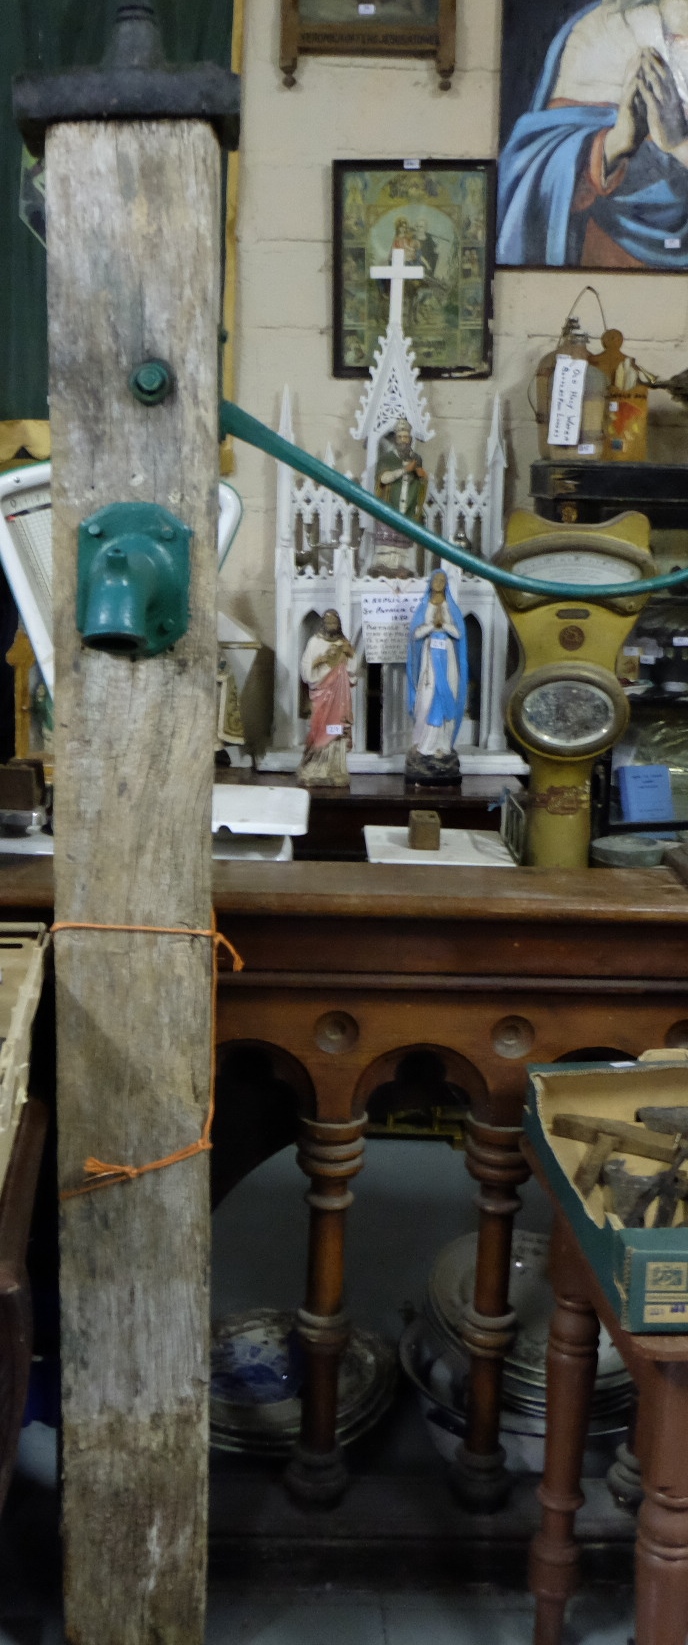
[14, 11, 239, 1642]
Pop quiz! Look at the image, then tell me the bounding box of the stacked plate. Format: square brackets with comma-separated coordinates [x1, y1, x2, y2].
[425, 1229, 633, 1427]
[210, 1309, 397, 1458]
[399, 1230, 633, 1475]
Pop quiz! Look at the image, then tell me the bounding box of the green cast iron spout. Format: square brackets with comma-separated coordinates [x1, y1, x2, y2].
[80, 541, 161, 655]
[77, 501, 191, 660]
[220, 399, 688, 601]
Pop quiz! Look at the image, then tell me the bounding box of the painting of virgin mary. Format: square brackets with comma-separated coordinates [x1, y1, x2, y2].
[498, 0, 688, 268]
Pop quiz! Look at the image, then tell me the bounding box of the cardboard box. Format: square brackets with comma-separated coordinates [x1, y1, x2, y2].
[524, 1056, 688, 1333]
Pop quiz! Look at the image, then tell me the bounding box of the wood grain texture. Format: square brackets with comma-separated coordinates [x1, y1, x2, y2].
[2, 856, 688, 924]
[47, 120, 220, 1645]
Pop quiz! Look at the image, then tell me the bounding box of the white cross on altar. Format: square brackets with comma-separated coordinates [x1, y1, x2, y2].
[369, 245, 424, 327]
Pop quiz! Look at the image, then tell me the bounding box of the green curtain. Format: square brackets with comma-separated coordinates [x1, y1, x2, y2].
[0, 0, 234, 421]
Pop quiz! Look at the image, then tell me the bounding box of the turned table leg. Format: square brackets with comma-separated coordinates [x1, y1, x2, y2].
[635, 1364, 688, 1645]
[607, 1396, 644, 1512]
[284, 1112, 366, 1506]
[529, 1221, 600, 1645]
[453, 1115, 530, 1510]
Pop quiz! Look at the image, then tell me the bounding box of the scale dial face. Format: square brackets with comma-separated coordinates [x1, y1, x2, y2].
[519, 678, 616, 753]
[515, 549, 640, 586]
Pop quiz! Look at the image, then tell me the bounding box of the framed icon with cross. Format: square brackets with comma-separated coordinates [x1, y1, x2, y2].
[332, 159, 496, 380]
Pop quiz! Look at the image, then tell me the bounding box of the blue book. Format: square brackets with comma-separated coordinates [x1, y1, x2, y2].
[617, 764, 675, 838]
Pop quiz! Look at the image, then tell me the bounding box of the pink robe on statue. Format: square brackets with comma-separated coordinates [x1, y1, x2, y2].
[306, 659, 353, 753]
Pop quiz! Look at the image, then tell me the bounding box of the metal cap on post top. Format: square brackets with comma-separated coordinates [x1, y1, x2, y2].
[13, 0, 240, 156]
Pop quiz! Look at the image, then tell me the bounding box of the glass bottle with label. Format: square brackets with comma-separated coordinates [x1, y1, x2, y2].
[533, 317, 607, 461]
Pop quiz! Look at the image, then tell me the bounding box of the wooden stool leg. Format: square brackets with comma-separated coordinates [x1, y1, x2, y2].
[635, 1365, 688, 1645]
[284, 1113, 366, 1506]
[453, 1117, 530, 1510]
[529, 1227, 599, 1645]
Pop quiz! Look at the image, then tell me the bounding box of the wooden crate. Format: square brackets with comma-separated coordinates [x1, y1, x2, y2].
[0, 924, 50, 1199]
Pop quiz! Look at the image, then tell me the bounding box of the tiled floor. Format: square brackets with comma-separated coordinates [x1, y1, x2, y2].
[205, 1585, 636, 1645]
[0, 1580, 636, 1645]
[203, 1584, 635, 1645]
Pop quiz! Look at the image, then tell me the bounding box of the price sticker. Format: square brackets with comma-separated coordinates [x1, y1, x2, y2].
[430, 636, 447, 649]
[665, 236, 681, 249]
[326, 723, 344, 736]
[577, 443, 595, 455]
[358, 3, 376, 12]
[403, 158, 421, 169]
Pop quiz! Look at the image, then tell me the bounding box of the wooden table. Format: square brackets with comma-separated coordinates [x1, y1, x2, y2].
[4, 856, 688, 1509]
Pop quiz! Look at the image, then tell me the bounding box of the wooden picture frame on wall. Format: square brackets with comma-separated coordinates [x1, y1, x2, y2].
[280, 0, 456, 89]
[333, 159, 496, 380]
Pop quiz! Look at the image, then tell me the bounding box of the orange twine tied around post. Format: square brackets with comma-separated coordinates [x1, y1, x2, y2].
[51, 916, 243, 1201]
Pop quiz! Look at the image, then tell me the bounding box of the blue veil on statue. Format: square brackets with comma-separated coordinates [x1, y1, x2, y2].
[406, 572, 468, 753]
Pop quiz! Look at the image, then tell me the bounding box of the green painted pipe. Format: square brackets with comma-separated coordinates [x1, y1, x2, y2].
[220, 399, 688, 601]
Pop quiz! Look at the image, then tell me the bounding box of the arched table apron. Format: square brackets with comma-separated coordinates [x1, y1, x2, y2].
[212, 857, 688, 1511]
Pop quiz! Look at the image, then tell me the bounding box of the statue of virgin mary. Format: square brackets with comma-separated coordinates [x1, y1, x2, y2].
[405, 570, 467, 785]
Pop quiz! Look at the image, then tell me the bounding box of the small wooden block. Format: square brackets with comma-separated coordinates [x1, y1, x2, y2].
[573, 1131, 617, 1197]
[408, 810, 441, 851]
[0, 764, 39, 812]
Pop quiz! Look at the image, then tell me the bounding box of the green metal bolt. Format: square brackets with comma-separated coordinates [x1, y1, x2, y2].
[129, 358, 173, 407]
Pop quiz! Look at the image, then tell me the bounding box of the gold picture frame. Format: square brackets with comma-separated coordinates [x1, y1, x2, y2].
[333, 159, 495, 379]
[280, 0, 455, 89]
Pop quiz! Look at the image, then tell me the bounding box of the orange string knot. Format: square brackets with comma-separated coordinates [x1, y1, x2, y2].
[51, 916, 243, 1202]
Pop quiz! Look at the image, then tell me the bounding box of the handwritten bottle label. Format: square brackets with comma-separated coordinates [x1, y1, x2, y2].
[548, 355, 587, 448]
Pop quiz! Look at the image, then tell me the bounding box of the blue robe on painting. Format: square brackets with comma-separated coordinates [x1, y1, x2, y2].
[497, 2, 688, 267]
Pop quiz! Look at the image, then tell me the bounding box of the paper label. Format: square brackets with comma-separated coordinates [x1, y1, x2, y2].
[665, 236, 681, 249]
[359, 3, 376, 11]
[548, 355, 587, 447]
[326, 723, 344, 737]
[430, 636, 447, 648]
[403, 158, 421, 169]
[644, 1302, 688, 1323]
[674, 636, 688, 645]
[362, 589, 420, 663]
[577, 443, 595, 455]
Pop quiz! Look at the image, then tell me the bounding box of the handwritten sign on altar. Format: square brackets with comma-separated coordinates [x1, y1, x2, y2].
[362, 589, 420, 663]
[547, 355, 587, 448]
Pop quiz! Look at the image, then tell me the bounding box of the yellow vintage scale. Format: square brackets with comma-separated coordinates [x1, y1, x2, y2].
[496, 511, 655, 868]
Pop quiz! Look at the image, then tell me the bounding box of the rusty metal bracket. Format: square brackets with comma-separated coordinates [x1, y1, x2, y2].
[13, 0, 240, 157]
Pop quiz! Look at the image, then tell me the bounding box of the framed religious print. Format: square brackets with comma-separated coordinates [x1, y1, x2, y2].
[280, 0, 455, 89]
[332, 159, 495, 379]
[498, 0, 688, 270]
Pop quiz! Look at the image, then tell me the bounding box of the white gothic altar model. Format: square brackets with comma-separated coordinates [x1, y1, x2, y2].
[259, 294, 526, 778]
